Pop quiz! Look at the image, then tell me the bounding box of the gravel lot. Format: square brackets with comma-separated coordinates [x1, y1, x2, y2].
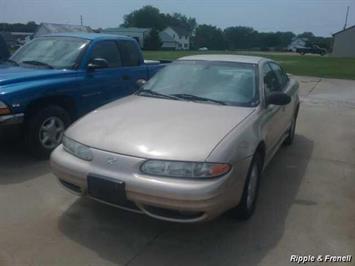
[0, 76, 354, 266]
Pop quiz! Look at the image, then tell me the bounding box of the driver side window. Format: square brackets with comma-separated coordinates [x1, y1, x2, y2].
[89, 41, 122, 68]
[262, 63, 281, 94]
[269, 62, 289, 91]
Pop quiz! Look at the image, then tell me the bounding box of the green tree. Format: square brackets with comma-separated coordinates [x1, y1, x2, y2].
[0, 21, 38, 32]
[297, 32, 315, 39]
[144, 28, 161, 50]
[122, 6, 196, 34]
[257, 32, 280, 50]
[194, 24, 225, 50]
[224, 27, 295, 50]
[277, 31, 295, 48]
[122, 5, 165, 30]
[224, 26, 258, 49]
[311, 36, 332, 51]
[297, 32, 331, 51]
[26, 21, 38, 32]
[162, 13, 197, 32]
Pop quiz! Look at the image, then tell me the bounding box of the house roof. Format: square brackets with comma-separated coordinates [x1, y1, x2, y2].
[35, 23, 92, 37]
[168, 26, 190, 37]
[104, 27, 151, 33]
[159, 31, 176, 43]
[333, 25, 355, 36]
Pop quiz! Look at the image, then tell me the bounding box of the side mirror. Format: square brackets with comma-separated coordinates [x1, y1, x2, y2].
[266, 92, 291, 106]
[136, 79, 147, 88]
[88, 58, 109, 70]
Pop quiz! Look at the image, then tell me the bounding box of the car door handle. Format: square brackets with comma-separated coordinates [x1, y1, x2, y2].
[122, 75, 131, 80]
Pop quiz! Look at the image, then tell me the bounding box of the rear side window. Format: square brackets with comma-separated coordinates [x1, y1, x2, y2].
[269, 62, 289, 90]
[262, 63, 281, 93]
[90, 41, 122, 68]
[118, 40, 141, 67]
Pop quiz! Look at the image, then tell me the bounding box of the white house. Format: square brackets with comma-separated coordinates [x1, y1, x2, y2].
[159, 31, 177, 50]
[288, 37, 307, 52]
[103, 27, 151, 48]
[160, 26, 190, 50]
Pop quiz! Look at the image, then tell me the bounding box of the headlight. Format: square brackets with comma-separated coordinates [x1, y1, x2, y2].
[141, 160, 231, 178]
[0, 101, 11, 115]
[62, 136, 93, 161]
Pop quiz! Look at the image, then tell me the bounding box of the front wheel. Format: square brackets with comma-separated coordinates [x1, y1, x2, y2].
[284, 113, 297, 146]
[26, 105, 71, 158]
[229, 153, 261, 220]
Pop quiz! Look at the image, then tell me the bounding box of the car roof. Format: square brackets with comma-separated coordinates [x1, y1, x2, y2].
[40, 32, 133, 41]
[178, 54, 268, 64]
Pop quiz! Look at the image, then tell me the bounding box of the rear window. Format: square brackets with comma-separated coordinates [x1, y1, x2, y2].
[118, 40, 141, 67]
[89, 41, 122, 68]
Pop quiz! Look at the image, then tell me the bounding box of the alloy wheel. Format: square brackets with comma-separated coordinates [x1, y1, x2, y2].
[38, 116, 65, 149]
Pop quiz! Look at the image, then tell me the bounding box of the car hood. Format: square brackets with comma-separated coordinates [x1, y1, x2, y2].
[0, 64, 75, 93]
[66, 95, 255, 161]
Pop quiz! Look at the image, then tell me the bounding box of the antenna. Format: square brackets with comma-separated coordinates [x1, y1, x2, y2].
[344, 6, 350, 30]
[80, 15, 83, 26]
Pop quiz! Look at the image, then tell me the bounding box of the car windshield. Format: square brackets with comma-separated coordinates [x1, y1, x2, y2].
[140, 60, 259, 107]
[11, 36, 89, 69]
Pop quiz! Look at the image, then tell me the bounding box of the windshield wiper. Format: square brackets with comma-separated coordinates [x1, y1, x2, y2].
[21, 60, 54, 69]
[137, 89, 180, 100]
[5, 59, 19, 66]
[171, 94, 226, 105]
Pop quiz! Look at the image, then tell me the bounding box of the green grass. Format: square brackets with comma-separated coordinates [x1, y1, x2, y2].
[144, 51, 355, 80]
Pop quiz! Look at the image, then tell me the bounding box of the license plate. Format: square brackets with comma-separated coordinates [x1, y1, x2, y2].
[87, 175, 127, 205]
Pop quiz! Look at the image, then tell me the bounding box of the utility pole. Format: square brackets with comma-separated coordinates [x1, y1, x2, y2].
[343, 6, 350, 30]
[80, 15, 83, 26]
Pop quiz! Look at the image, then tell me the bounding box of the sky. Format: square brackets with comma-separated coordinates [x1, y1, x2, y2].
[0, 0, 354, 37]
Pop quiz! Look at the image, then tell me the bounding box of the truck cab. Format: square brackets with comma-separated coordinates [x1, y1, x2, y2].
[0, 33, 166, 157]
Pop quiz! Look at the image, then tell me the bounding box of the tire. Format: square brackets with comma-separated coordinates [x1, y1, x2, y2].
[25, 105, 71, 158]
[229, 152, 262, 220]
[284, 109, 299, 146]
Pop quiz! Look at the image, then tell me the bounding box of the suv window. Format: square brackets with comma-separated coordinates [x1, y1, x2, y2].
[118, 40, 141, 67]
[262, 63, 281, 93]
[89, 41, 121, 68]
[269, 62, 289, 90]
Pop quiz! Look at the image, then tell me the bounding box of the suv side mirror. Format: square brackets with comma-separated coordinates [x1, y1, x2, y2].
[266, 92, 291, 106]
[136, 79, 146, 88]
[88, 58, 109, 70]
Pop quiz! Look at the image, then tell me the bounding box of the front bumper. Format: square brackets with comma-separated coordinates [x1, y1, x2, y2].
[50, 145, 252, 223]
[0, 113, 24, 126]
